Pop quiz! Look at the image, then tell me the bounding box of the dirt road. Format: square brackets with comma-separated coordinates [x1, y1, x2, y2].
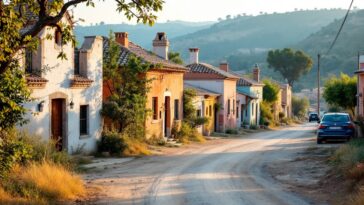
[84, 124, 318, 205]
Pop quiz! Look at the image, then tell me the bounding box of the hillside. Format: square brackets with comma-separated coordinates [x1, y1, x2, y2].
[75, 21, 213, 48]
[170, 9, 347, 64]
[293, 9, 364, 90]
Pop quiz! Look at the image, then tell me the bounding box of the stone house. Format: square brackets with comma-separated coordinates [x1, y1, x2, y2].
[233, 65, 264, 127]
[184, 83, 220, 136]
[19, 13, 103, 154]
[103, 32, 188, 138]
[184, 48, 239, 132]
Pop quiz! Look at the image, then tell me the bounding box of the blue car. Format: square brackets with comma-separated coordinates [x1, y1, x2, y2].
[317, 113, 355, 144]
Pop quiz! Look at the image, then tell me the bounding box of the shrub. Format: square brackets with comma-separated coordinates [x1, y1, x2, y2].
[98, 131, 126, 156]
[292, 96, 309, 118]
[3, 162, 85, 201]
[146, 135, 166, 146]
[176, 122, 205, 144]
[225, 129, 238, 134]
[278, 112, 285, 120]
[250, 125, 259, 130]
[260, 101, 274, 126]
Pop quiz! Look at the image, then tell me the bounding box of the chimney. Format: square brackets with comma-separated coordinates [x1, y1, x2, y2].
[153, 32, 169, 60]
[189, 48, 199, 64]
[115, 32, 129, 48]
[253, 63, 260, 82]
[220, 62, 229, 72]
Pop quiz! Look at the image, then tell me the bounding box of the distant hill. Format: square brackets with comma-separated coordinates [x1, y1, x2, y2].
[170, 9, 347, 65]
[293, 9, 364, 90]
[75, 21, 214, 48]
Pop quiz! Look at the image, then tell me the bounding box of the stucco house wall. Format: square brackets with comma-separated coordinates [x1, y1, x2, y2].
[145, 71, 184, 138]
[19, 16, 103, 154]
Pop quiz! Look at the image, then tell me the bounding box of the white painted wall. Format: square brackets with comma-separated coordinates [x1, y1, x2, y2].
[19, 16, 103, 154]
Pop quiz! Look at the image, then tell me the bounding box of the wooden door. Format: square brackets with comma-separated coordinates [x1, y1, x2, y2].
[164, 96, 171, 136]
[51, 99, 63, 151]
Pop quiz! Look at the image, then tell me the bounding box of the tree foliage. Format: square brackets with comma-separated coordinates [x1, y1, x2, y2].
[323, 73, 357, 116]
[267, 48, 313, 86]
[101, 33, 152, 139]
[0, 63, 31, 131]
[292, 96, 309, 118]
[168, 52, 184, 65]
[0, 0, 164, 75]
[183, 89, 208, 128]
[262, 79, 280, 103]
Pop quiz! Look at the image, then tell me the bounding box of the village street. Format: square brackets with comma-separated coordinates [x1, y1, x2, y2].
[84, 123, 324, 205]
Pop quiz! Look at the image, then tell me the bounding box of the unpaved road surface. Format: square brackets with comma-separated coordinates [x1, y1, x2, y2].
[84, 124, 318, 205]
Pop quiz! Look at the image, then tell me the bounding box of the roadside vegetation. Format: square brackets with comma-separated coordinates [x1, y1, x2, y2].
[330, 139, 364, 205]
[0, 130, 85, 204]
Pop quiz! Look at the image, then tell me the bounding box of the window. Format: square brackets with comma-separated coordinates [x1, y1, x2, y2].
[197, 109, 201, 117]
[74, 49, 80, 75]
[25, 49, 33, 73]
[233, 100, 235, 115]
[236, 106, 239, 119]
[174, 99, 179, 120]
[209, 105, 212, 116]
[80, 105, 89, 135]
[55, 29, 62, 46]
[152, 97, 158, 120]
[227, 99, 231, 115]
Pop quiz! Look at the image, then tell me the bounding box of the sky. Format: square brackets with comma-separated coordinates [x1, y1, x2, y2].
[73, 0, 364, 25]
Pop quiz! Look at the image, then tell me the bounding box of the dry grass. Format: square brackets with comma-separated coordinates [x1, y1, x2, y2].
[1, 162, 85, 204]
[348, 188, 364, 205]
[123, 138, 151, 156]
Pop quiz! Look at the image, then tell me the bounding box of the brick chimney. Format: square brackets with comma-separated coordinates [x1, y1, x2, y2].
[253, 63, 260, 82]
[153, 32, 169, 60]
[115, 32, 128, 48]
[189, 48, 199, 64]
[220, 62, 229, 72]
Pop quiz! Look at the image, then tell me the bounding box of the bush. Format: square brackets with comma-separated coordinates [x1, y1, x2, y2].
[176, 122, 205, 144]
[98, 131, 126, 156]
[250, 125, 259, 130]
[98, 130, 150, 156]
[292, 96, 309, 118]
[278, 112, 285, 119]
[225, 128, 238, 134]
[260, 101, 274, 126]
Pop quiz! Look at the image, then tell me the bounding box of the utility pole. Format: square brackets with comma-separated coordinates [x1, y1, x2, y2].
[317, 54, 321, 117]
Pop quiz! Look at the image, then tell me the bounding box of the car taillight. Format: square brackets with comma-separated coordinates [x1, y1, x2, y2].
[346, 124, 355, 129]
[319, 125, 326, 129]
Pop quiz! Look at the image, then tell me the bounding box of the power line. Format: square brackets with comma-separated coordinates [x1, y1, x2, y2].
[326, 0, 354, 55]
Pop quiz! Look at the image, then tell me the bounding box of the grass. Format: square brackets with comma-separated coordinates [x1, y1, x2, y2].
[330, 139, 364, 205]
[1, 162, 85, 204]
[122, 137, 151, 156]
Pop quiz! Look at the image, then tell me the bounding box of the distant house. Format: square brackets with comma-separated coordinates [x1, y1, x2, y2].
[184, 83, 220, 136]
[234, 64, 264, 127]
[355, 55, 364, 116]
[103, 32, 189, 138]
[184, 48, 239, 132]
[270, 79, 292, 119]
[19, 12, 103, 154]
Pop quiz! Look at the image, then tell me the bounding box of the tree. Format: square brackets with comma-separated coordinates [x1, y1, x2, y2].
[323, 73, 357, 116]
[101, 32, 152, 138]
[168, 52, 184, 65]
[292, 96, 309, 118]
[267, 48, 313, 87]
[0, 63, 31, 131]
[0, 0, 164, 75]
[262, 79, 280, 103]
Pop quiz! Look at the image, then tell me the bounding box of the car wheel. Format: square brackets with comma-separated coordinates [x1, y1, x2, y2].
[317, 139, 322, 144]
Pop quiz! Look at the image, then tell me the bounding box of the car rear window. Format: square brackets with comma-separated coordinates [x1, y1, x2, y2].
[322, 115, 349, 122]
[311, 114, 318, 117]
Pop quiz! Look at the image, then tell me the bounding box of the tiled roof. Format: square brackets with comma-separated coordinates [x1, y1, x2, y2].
[102, 37, 188, 72]
[237, 89, 259, 99]
[186, 63, 239, 79]
[184, 83, 220, 97]
[26, 74, 48, 88]
[229, 71, 264, 86]
[70, 75, 93, 88]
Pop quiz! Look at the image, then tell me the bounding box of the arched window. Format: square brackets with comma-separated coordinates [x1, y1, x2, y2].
[55, 29, 62, 46]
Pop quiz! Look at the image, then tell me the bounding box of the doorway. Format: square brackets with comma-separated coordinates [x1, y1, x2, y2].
[51, 99, 65, 151]
[164, 96, 171, 137]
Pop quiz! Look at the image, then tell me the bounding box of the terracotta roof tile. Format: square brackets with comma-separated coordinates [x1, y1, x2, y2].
[102, 37, 188, 72]
[184, 83, 221, 97]
[186, 63, 239, 79]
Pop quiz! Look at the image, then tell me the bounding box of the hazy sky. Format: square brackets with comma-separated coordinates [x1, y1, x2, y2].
[73, 0, 363, 25]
